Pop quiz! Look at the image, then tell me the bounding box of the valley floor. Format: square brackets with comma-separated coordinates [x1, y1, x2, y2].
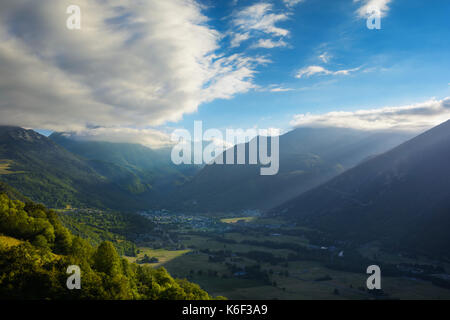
[122, 212, 450, 300]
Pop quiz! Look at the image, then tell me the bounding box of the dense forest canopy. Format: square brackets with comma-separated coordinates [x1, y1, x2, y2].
[0, 193, 221, 300]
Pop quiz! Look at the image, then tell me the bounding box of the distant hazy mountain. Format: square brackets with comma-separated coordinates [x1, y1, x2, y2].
[0, 126, 129, 209]
[0, 126, 189, 210]
[50, 132, 199, 194]
[271, 120, 450, 257]
[171, 127, 413, 213]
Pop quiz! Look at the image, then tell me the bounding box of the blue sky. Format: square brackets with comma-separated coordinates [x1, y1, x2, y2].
[175, 0, 450, 133]
[1, 0, 449, 146]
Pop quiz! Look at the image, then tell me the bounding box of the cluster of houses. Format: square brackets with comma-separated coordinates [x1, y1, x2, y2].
[137, 210, 232, 233]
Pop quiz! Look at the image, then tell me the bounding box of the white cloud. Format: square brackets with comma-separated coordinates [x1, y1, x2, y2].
[354, 0, 392, 18]
[291, 97, 450, 131]
[333, 67, 362, 75]
[233, 3, 289, 37]
[282, 0, 304, 8]
[258, 84, 294, 92]
[63, 127, 172, 149]
[230, 32, 251, 47]
[229, 2, 301, 50]
[318, 52, 331, 63]
[0, 0, 267, 146]
[200, 54, 270, 101]
[269, 86, 294, 92]
[252, 38, 288, 49]
[295, 65, 360, 78]
[256, 84, 294, 93]
[296, 66, 330, 78]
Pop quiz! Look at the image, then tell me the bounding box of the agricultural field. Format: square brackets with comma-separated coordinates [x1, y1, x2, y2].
[129, 214, 450, 300]
[125, 247, 191, 268]
[220, 217, 256, 224]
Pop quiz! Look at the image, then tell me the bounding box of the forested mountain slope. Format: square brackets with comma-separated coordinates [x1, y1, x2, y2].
[271, 120, 450, 257]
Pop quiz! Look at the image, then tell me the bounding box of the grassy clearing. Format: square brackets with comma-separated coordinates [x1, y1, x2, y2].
[0, 160, 24, 175]
[189, 276, 271, 299]
[164, 251, 229, 276]
[224, 232, 309, 246]
[0, 235, 63, 260]
[0, 160, 14, 175]
[358, 243, 450, 270]
[220, 217, 256, 224]
[0, 235, 23, 247]
[381, 276, 450, 299]
[182, 233, 296, 259]
[125, 247, 191, 268]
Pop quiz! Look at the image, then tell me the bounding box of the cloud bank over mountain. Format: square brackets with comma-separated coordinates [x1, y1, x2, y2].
[291, 97, 450, 131]
[0, 0, 267, 142]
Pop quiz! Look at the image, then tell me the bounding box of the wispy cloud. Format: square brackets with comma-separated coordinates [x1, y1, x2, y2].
[282, 0, 305, 8]
[255, 84, 295, 93]
[270, 87, 294, 92]
[252, 38, 288, 49]
[318, 52, 331, 63]
[265, 85, 295, 92]
[291, 97, 450, 131]
[233, 3, 289, 37]
[229, 2, 296, 49]
[295, 65, 361, 78]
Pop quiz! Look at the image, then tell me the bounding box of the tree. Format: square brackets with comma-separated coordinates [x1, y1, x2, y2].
[93, 241, 122, 276]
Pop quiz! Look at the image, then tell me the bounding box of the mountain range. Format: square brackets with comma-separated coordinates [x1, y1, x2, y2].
[271, 120, 450, 257]
[171, 127, 413, 213]
[0, 125, 414, 213]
